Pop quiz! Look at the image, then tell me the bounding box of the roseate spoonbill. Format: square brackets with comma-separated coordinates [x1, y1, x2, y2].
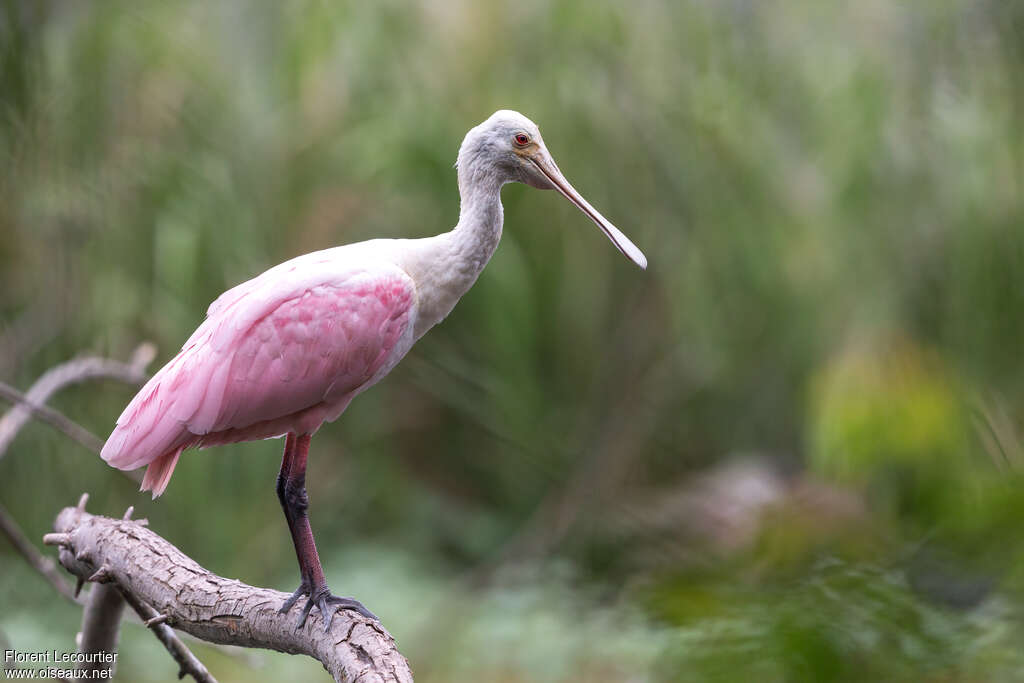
[101, 110, 647, 630]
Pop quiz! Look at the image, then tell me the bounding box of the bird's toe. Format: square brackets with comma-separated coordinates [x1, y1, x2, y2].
[295, 596, 317, 630]
[316, 594, 338, 632]
[279, 581, 310, 615]
[327, 595, 378, 621]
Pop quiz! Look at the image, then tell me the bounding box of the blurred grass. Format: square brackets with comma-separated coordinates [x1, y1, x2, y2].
[2, 0, 1024, 680]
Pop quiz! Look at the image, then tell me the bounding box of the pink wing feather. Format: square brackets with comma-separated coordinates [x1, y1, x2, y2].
[101, 252, 416, 497]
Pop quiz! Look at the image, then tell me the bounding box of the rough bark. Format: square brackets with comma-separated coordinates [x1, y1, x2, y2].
[75, 583, 124, 681]
[47, 506, 414, 683]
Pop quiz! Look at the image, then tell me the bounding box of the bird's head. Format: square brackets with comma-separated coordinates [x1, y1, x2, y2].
[457, 110, 647, 269]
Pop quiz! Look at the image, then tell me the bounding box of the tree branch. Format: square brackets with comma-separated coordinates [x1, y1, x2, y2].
[1, 349, 225, 680]
[117, 586, 218, 683]
[75, 583, 125, 682]
[0, 500, 80, 603]
[0, 381, 107, 455]
[0, 343, 155, 464]
[45, 504, 413, 683]
[67, 493, 125, 683]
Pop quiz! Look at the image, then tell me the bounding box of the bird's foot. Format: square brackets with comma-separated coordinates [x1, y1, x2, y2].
[279, 582, 377, 631]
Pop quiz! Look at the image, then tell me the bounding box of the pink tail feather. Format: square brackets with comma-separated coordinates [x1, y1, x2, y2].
[139, 447, 184, 498]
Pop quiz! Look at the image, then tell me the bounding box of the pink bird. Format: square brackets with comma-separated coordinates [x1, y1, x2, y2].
[101, 110, 647, 629]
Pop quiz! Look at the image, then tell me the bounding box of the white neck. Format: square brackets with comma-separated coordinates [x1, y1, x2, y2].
[399, 162, 505, 337]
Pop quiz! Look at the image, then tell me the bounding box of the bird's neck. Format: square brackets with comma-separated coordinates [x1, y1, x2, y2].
[451, 170, 505, 274]
[403, 169, 505, 337]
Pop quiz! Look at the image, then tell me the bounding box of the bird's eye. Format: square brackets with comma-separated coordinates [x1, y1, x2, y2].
[513, 133, 531, 146]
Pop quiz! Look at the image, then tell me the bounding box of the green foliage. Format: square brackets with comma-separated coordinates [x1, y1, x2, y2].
[650, 559, 1024, 683]
[2, 0, 1024, 680]
[808, 340, 974, 521]
[810, 342, 967, 474]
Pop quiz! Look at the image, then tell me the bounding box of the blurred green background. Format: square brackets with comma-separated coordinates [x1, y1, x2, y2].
[3, 0, 1024, 680]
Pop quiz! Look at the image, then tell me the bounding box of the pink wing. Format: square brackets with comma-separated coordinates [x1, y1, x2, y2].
[101, 253, 416, 497]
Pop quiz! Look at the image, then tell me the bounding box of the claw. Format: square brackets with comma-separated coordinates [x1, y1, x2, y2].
[327, 595, 377, 621]
[320, 599, 338, 632]
[278, 581, 309, 615]
[280, 581, 376, 630]
[296, 595, 318, 630]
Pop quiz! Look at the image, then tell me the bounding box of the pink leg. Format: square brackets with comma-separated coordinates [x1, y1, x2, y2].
[275, 433, 375, 630]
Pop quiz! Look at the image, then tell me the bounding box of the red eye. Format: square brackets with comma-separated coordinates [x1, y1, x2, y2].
[514, 133, 530, 146]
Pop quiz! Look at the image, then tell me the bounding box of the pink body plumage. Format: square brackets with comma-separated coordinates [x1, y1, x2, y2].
[101, 250, 416, 497]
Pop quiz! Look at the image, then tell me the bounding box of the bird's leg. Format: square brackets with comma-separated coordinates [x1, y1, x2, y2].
[276, 433, 310, 611]
[275, 432, 376, 631]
